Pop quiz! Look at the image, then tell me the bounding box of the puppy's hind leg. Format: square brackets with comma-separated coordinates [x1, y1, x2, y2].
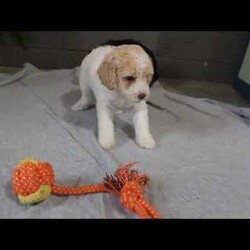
[71, 79, 94, 111]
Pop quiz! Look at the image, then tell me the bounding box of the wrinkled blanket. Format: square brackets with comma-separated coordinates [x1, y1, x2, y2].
[1, 64, 250, 218]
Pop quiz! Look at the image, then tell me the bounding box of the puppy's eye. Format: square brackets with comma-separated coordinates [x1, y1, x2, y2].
[123, 76, 136, 82]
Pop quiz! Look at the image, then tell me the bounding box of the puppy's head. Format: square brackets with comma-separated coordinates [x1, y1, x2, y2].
[97, 44, 154, 103]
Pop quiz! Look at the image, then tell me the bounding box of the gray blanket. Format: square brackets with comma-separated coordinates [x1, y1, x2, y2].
[1, 64, 250, 218]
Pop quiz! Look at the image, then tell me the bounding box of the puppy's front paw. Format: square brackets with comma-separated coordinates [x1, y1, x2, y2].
[98, 134, 115, 150]
[136, 135, 156, 149]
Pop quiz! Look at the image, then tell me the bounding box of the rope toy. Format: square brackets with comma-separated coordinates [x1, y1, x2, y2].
[12, 158, 160, 219]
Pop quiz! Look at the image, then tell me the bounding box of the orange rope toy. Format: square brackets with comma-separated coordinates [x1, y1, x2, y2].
[12, 158, 160, 219]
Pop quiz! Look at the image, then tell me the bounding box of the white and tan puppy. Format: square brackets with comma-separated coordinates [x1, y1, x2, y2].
[72, 40, 159, 150]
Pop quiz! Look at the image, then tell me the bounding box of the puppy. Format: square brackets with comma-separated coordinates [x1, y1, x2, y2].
[72, 39, 159, 150]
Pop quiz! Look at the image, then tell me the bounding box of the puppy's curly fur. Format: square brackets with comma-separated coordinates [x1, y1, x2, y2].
[72, 40, 158, 150]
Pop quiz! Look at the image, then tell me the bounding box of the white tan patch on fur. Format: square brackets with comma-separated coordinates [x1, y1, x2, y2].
[97, 45, 154, 90]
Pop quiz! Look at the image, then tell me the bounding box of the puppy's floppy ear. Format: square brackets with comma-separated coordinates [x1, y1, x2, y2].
[97, 58, 118, 90]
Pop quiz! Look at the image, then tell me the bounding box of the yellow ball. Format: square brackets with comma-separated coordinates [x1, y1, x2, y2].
[15, 157, 52, 205]
[18, 185, 52, 205]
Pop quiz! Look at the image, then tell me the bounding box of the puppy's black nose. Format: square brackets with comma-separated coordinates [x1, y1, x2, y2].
[138, 93, 146, 100]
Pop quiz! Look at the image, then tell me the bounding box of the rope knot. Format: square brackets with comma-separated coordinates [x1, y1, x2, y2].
[13, 160, 55, 196]
[120, 181, 144, 212]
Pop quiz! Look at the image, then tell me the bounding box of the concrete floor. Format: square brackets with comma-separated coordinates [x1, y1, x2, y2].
[1, 66, 250, 108]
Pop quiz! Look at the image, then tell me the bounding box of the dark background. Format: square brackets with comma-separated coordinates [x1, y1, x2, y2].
[0, 31, 249, 84]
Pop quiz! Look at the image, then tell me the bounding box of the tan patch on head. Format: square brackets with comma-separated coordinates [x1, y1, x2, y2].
[143, 65, 154, 83]
[97, 55, 118, 90]
[98, 45, 153, 90]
